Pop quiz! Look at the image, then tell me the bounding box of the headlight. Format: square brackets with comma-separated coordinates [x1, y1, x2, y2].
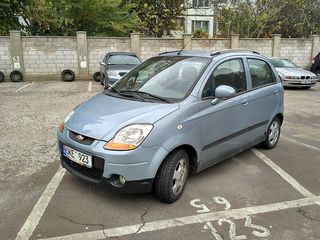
[106, 70, 118, 76]
[59, 109, 75, 133]
[104, 124, 153, 150]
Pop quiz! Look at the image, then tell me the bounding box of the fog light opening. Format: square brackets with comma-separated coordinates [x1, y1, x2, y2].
[119, 175, 126, 185]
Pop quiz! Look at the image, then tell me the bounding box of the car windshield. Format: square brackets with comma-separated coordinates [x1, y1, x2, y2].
[108, 55, 140, 65]
[108, 56, 210, 102]
[270, 58, 297, 68]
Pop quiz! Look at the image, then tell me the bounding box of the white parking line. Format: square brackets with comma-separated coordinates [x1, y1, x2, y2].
[251, 148, 314, 198]
[15, 167, 66, 240]
[37, 195, 320, 240]
[282, 136, 320, 152]
[15, 82, 35, 92]
[88, 82, 92, 92]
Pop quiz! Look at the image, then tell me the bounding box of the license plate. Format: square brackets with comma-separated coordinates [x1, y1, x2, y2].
[62, 145, 92, 168]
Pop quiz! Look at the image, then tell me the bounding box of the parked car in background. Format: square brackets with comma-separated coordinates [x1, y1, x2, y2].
[311, 52, 320, 79]
[269, 58, 318, 89]
[58, 49, 284, 203]
[100, 52, 141, 89]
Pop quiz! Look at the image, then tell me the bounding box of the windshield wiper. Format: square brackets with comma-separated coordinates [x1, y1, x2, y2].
[108, 87, 135, 98]
[135, 91, 170, 103]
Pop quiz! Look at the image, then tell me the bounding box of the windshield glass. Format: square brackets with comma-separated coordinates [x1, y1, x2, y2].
[270, 58, 297, 68]
[109, 56, 210, 101]
[108, 55, 140, 65]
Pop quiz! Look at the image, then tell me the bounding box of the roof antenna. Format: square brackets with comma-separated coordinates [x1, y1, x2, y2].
[177, 38, 191, 55]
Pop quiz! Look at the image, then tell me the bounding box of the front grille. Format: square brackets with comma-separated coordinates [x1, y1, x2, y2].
[69, 130, 95, 145]
[63, 157, 103, 181]
[119, 72, 127, 76]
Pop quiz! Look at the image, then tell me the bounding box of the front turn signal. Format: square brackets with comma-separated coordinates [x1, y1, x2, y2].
[59, 123, 65, 133]
[104, 142, 136, 150]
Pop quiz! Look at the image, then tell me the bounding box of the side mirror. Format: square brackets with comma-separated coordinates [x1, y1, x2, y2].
[100, 62, 106, 66]
[211, 85, 236, 105]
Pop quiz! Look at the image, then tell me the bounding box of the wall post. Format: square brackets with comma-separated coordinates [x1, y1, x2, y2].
[230, 34, 239, 49]
[272, 34, 281, 57]
[76, 31, 89, 78]
[311, 35, 320, 64]
[182, 34, 192, 49]
[130, 33, 141, 57]
[9, 30, 24, 73]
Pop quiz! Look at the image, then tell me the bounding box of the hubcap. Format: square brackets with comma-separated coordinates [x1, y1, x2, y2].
[172, 158, 187, 195]
[268, 121, 280, 145]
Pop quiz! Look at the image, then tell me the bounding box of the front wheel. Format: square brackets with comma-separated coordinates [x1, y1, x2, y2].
[261, 117, 281, 149]
[154, 149, 189, 203]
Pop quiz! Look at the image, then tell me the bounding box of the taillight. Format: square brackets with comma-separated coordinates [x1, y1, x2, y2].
[312, 57, 316, 64]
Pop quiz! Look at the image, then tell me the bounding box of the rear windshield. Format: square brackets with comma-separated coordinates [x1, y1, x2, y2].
[108, 55, 140, 65]
[110, 56, 210, 101]
[270, 58, 297, 68]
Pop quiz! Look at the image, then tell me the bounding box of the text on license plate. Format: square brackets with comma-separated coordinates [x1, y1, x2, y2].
[62, 145, 92, 168]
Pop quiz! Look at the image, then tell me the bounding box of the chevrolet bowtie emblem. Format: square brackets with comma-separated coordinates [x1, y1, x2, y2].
[76, 135, 85, 141]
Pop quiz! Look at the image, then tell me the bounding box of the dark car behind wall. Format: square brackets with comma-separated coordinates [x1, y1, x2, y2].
[311, 52, 320, 79]
[100, 52, 141, 89]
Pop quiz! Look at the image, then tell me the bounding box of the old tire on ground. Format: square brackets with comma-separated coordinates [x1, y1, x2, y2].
[260, 116, 281, 149]
[93, 72, 102, 82]
[0, 71, 4, 82]
[10, 70, 23, 82]
[155, 149, 189, 203]
[61, 69, 75, 82]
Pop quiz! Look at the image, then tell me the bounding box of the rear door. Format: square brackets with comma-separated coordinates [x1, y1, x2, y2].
[198, 57, 253, 169]
[245, 58, 282, 141]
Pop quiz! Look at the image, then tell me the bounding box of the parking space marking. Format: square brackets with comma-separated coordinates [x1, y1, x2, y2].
[15, 167, 66, 240]
[88, 82, 92, 92]
[251, 148, 314, 198]
[15, 82, 35, 92]
[38, 195, 320, 240]
[282, 136, 320, 152]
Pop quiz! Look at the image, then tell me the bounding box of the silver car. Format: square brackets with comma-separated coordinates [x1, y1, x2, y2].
[269, 58, 318, 88]
[58, 50, 284, 203]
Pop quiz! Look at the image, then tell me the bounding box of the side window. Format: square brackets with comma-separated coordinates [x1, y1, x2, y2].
[202, 59, 246, 98]
[247, 59, 275, 88]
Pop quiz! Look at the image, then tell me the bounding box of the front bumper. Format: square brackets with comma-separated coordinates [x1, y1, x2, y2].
[57, 128, 168, 193]
[282, 79, 317, 87]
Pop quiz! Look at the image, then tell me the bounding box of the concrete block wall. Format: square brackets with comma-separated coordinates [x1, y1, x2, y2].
[88, 37, 130, 74]
[0, 31, 319, 80]
[0, 37, 11, 75]
[21, 37, 78, 76]
[239, 39, 273, 57]
[140, 38, 183, 61]
[280, 39, 313, 69]
[192, 39, 230, 51]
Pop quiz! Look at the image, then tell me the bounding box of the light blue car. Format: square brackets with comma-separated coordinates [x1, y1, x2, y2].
[57, 49, 284, 203]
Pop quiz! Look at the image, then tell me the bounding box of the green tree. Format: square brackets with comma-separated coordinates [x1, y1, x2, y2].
[133, 0, 185, 37]
[0, 0, 23, 35]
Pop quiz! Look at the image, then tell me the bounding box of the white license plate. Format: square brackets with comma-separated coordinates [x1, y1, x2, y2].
[62, 145, 92, 168]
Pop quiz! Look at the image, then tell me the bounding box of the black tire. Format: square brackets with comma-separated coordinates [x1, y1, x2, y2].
[260, 117, 281, 149]
[10, 70, 23, 82]
[93, 72, 102, 82]
[0, 71, 4, 82]
[155, 149, 189, 203]
[315, 69, 320, 77]
[61, 69, 75, 82]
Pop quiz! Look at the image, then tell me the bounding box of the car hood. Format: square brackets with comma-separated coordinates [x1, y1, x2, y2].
[66, 93, 179, 141]
[276, 67, 316, 77]
[107, 64, 137, 72]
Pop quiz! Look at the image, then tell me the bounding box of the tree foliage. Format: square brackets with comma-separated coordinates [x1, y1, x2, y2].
[0, 0, 24, 35]
[217, 0, 320, 38]
[133, 0, 185, 37]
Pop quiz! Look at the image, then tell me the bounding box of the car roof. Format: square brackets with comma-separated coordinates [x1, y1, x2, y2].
[158, 49, 261, 59]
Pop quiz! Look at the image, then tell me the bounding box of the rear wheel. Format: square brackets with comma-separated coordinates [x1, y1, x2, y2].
[261, 117, 281, 149]
[155, 149, 189, 203]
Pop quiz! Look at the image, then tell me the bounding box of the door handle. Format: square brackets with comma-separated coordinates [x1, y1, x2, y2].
[274, 90, 279, 95]
[242, 99, 248, 105]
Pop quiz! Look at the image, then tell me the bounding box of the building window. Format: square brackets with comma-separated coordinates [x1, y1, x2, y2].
[192, 21, 209, 34]
[192, 0, 209, 7]
[173, 18, 185, 31]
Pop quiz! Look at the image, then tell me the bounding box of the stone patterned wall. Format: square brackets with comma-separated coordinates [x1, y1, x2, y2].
[88, 37, 130, 74]
[140, 38, 183, 61]
[239, 39, 273, 57]
[192, 39, 230, 51]
[0, 37, 11, 75]
[280, 39, 313, 69]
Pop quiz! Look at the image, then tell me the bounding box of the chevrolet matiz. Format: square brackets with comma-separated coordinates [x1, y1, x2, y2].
[57, 49, 284, 203]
